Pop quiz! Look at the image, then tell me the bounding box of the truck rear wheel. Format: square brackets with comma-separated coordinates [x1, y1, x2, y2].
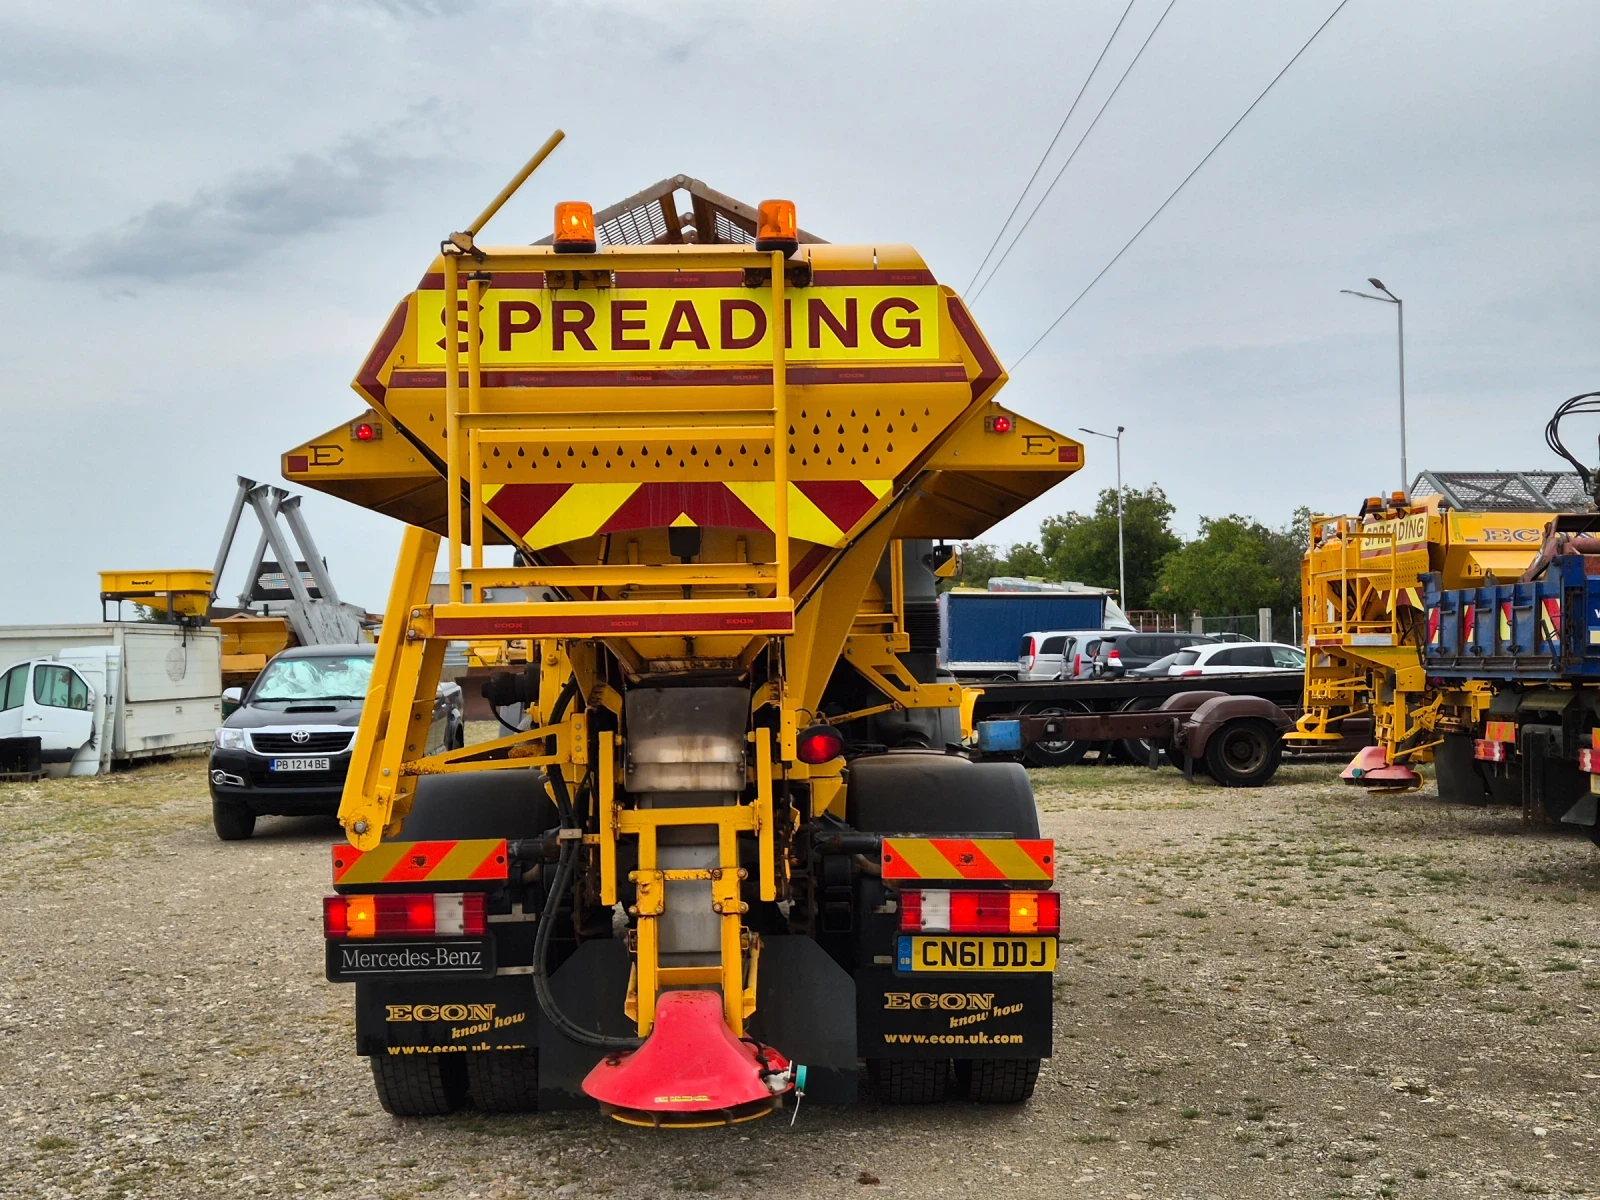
[847, 752, 1039, 837]
[370, 1053, 467, 1116]
[211, 799, 255, 841]
[1203, 718, 1281, 787]
[465, 1050, 539, 1113]
[956, 1057, 1041, 1103]
[867, 1058, 950, 1104]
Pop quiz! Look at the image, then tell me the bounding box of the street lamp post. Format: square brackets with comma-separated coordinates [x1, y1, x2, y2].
[1079, 425, 1126, 607]
[1341, 277, 1407, 492]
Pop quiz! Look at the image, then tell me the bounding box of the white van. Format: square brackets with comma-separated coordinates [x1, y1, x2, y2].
[0, 624, 222, 776]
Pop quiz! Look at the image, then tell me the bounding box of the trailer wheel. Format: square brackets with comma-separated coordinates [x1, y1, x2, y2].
[867, 1058, 950, 1104]
[211, 799, 255, 841]
[370, 1052, 467, 1116]
[1118, 696, 1164, 767]
[465, 1050, 539, 1113]
[1203, 718, 1281, 787]
[956, 1057, 1040, 1103]
[1022, 702, 1093, 768]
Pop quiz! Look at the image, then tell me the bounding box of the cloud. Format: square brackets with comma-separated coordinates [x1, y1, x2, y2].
[72, 127, 431, 283]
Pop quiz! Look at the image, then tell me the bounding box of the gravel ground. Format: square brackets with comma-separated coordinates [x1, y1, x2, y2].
[3, 754, 1599, 1200]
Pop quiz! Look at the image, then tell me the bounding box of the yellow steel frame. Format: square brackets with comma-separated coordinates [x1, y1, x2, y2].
[335, 139, 1035, 1052]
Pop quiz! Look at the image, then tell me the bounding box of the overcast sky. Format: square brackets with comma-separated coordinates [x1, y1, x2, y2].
[2, 0, 1596, 622]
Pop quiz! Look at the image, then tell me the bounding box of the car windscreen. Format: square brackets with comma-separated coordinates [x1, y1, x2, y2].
[251, 655, 375, 704]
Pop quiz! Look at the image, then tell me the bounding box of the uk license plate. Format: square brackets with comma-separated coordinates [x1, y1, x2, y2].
[897, 936, 1058, 973]
[270, 757, 330, 772]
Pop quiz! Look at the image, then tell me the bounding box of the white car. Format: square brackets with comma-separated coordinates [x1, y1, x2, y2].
[1169, 641, 1305, 676]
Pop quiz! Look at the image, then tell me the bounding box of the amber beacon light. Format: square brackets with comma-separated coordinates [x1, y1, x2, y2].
[755, 199, 798, 256]
[553, 201, 597, 253]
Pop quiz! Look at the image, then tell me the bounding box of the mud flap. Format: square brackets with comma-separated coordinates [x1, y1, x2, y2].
[854, 966, 1053, 1059]
[1559, 792, 1598, 828]
[536, 939, 634, 1111]
[1433, 733, 1492, 805]
[354, 976, 537, 1056]
[1521, 725, 1588, 824]
[746, 935, 858, 1104]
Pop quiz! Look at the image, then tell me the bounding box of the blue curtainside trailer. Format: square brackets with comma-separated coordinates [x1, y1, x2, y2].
[938, 587, 1124, 679]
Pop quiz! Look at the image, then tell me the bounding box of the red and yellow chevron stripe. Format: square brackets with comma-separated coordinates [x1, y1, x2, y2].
[482, 479, 893, 551]
[332, 839, 509, 886]
[880, 837, 1054, 882]
[1463, 603, 1476, 647]
[1539, 597, 1560, 644]
[1498, 601, 1512, 643]
[1427, 607, 1441, 645]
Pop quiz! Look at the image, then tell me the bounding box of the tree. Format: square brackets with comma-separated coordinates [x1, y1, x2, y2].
[1036, 486, 1182, 609]
[951, 542, 1006, 589]
[949, 540, 1053, 589]
[1155, 515, 1285, 617]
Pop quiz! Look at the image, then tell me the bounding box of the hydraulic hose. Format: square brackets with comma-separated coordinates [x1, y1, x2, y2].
[531, 838, 642, 1052]
[527, 684, 643, 1051]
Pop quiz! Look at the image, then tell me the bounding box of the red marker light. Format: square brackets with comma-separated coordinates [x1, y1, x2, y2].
[354, 422, 376, 442]
[796, 724, 845, 764]
[984, 414, 1014, 433]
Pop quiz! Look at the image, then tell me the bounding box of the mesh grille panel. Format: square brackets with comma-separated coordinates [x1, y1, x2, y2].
[1413, 471, 1591, 512]
[597, 202, 668, 247]
[713, 212, 753, 244]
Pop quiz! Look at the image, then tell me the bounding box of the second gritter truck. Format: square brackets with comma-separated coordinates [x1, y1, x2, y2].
[285, 141, 1083, 1123]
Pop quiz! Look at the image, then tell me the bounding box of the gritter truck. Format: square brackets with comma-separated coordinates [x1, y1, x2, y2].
[284, 138, 1084, 1124]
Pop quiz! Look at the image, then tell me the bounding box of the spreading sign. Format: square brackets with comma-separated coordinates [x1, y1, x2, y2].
[414, 285, 942, 367]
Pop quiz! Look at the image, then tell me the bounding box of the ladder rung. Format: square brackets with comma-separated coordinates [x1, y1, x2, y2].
[430, 597, 795, 639]
[462, 563, 777, 588]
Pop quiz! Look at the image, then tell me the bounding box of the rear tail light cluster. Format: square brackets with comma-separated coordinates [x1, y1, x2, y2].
[900, 889, 1060, 936]
[323, 893, 486, 939]
[1473, 739, 1508, 763]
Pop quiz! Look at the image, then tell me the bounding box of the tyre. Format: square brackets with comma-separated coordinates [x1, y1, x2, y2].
[847, 751, 1039, 837]
[451, 721, 466, 750]
[956, 1057, 1040, 1103]
[398, 769, 557, 840]
[211, 799, 255, 841]
[867, 1058, 950, 1104]
[1020, 701, 1093, 768]
[370, 1052, 467, 1116]
[1202, 718, 1281, 787]
[465, 1050, 539, 1113]
[1117, 696, 1164, 767]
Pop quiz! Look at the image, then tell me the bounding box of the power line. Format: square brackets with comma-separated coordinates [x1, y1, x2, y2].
[964, 0, 1141, 295]
[1011, 0, 1355, 369]
[971, 0, 1181, 304]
